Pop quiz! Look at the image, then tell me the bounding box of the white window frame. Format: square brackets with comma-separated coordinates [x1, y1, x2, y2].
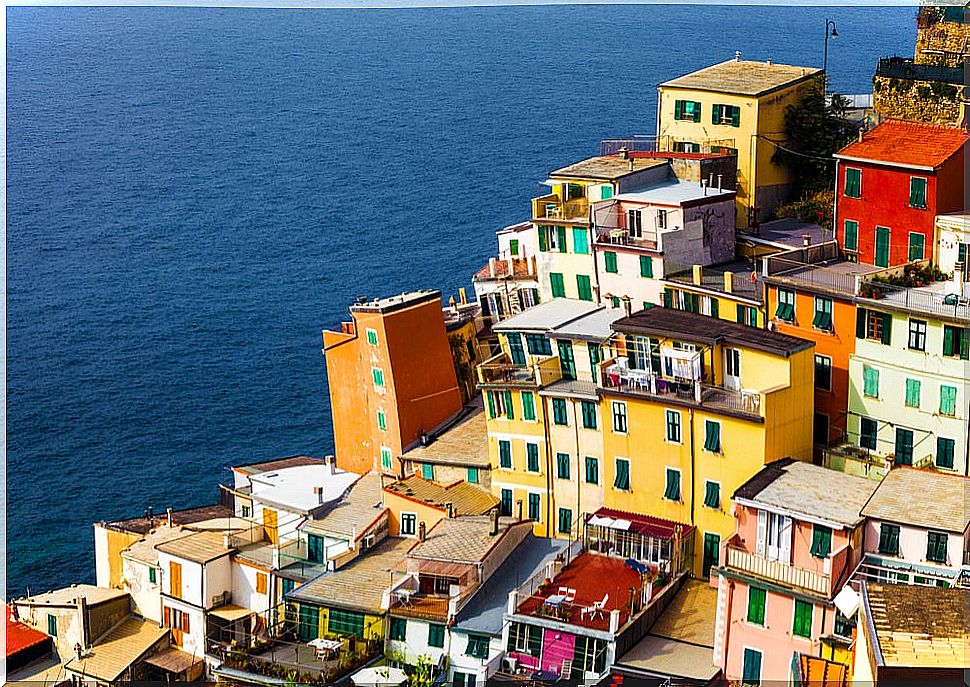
[656, 208, 668, 231]
[628, 208, 643, 238]
[611, 401, 628, 434]
[665, 408, 682, 444]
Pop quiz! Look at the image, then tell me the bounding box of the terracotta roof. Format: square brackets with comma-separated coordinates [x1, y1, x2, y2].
[383, 475, 498, 516]
[589, 508, 695, 540]
[861, 467, 970, 533]
[401, 406, 490, 468]
[288, 537, 413, 613]
[865, 583, 970, 668]
[661, 59, 821, 97]
[409, 516, 530, 564]
[835, 120, 967, 170]
[65, 617, 169, 683]
[6, 603, 51, 657]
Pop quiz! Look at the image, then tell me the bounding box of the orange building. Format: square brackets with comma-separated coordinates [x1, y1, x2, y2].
[763, 244, 882, 453]
[323, 291, 464, 476]
[382, 474, 499, 537]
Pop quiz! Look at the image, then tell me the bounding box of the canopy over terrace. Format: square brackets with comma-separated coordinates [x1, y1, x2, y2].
[584, 508, 694, 575]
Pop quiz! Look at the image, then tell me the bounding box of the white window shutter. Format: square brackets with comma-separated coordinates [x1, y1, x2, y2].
[780, 516, 792, 564]
[756, 510, 767, 557]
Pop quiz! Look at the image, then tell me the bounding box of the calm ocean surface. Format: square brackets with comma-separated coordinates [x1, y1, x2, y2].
[6, 4, 913, 596]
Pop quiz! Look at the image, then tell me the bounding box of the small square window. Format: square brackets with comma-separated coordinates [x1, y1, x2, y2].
[366, 328, 379, 346]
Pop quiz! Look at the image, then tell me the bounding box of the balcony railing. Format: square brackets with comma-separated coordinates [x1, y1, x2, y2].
[532, 194, 590, 222]
[599, 358, 763, 418]
[477, 352, 563, 388]
[725, 545, 830, 597]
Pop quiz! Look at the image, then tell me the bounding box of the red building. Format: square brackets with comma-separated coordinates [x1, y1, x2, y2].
[834, 120, 967, 267]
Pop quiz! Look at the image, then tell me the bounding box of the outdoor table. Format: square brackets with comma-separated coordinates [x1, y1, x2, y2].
[308, 638, 342, 660]
[543, 593, 567, 608]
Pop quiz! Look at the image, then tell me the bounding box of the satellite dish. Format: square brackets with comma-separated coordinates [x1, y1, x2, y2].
[834, 585, 860, 618]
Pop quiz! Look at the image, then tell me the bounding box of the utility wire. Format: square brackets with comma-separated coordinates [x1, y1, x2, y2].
[755, 134, 840, 162]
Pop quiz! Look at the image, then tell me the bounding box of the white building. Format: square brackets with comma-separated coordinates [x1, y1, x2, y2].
[473, 221, 542, 326]
[935, 212, 970, 281]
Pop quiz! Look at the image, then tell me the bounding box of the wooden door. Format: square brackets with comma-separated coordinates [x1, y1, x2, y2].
[169, 561, 182, 599]
[263, 508, 278, 545]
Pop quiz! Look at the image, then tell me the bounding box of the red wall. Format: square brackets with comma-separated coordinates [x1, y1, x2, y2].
[835, 160, 952, 267]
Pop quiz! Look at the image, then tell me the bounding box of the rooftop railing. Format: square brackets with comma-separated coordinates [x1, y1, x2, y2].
[532, 194, 590, 222]
[476, 352, 563, 388]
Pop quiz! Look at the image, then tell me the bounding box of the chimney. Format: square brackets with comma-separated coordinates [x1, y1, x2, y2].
[692, 265, 703, 286]
[329, 455, 337, 475]
[223, 533, 233, 549]
[858, 128, 864, 143]
[708, 173, 714, 188]
[418, 522, 427, 542]
[166, 508, 173, 528]
[490, 508, 500, 536]
[735, 50, 742, 62]
[618, 146, 628, 160]
[701, 178, 708, 197]
[488, 257, 497, 278]
[766, 58, 772, 65]
[74, 643, 83, 663]
[77, 595, 89, 647]
[802, 234, 811, 247]
[622, 295, 633, 316]
[717, 174, 723, 191]
[445, 502, 454, 518]
[628, 158, 635, 172]
[724, 272, 734, 294]
[507, 254, 515, 276]
[314, 486, 325, 504]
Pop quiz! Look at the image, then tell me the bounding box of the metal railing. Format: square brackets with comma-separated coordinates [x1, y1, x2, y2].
[476, 352, 563, 388]
[856, 279, 970, 320]
[725, 545, 830, 596]
[599, 136, 738, 157]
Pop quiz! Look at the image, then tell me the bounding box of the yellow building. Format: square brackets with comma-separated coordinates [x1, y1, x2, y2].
[597, 308, 814, 578]
[533, 156, 671, 301]
[657, 59, 823, 227]
[478, 300, 618, 537]
[660, 261, 766, 329]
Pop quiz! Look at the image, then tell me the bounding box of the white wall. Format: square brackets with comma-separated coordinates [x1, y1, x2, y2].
[158, 551, 205, 608]
[93, 525, 111, 588]
[386, 617, 449, 667]
[122, 557, 162, 622]
[162, 598, 206, 657]
[204, 556, 233, 610]
[448, 631, 505, 684]
[231, 561, 272, 615]
[864, 518, 965, 569]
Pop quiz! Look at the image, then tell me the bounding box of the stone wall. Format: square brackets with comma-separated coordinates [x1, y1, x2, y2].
[916, 6, 970, 66]
[872, 75, 963, 125]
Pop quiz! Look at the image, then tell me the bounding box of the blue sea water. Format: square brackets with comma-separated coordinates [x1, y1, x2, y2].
[6, 4, 914, 596]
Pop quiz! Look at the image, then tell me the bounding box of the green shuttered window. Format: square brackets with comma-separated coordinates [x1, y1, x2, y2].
[937, 437, 955, 469]
[522, 391, 536, 421]
[878, 524, 900, 555]
[614, 459, 630, 490]
[844, 168, 861, 198]
[703, 420, 721, 453]
[663, 468, 681, 501]
[810, 525, 832, 558]
[843, 219, 859, 251]
[940, 385, 957, 416]
[908, 233, 925, 261]
[556, 453, 570, 480]
[703, 481, 720, 509]
[552, 398, 568, 425]
[585, 456, 599, 484]
[572, 227, 589, 254]
[863, 365, 879, 398]
[746, 587, 766, 625]
[909, 177, 927, 209]
[793, 600, 813, 638]
[604, 251, 618, 273]
[498, 440, 512, 468]
[812, 297, 833, 331]
[526, 443, 540, 472]
[927, 531, 948, 563]
[775, 289, 795, 322]
[895, 428, 914, 465]
[390, 617, 407, 641]
[904, 378, 921, 408]
[640, 255, 653, 278]
[576, 275, 593, 301]
[550, 272, 565, 298]
[581, 401, 597, 429]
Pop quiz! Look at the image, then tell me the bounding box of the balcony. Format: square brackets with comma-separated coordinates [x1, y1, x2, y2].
[724, 545, 831, 597]
[532, 194, 589, 223]
[599, 358, 763, 419]
[477, 352, 563, 389]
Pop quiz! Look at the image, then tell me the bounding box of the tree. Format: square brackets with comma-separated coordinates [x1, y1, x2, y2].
[772, 79, 854, 197]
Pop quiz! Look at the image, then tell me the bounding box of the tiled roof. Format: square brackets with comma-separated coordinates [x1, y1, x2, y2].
[6, 603, 51, 657]
[861, 467, 970, 533]
[613, 307, 813, 357]
[401, 406, 490, 468]
[65, 617, 169, 683]
[304, 472, 387, 540]
[156, 530, 234, 564]
[661, 59, 821, 97]
[409, 516, 529, 564]
[734, 460, 877, 527]
[835, 120, 967, 169]
[384, 475, 498, 516]
[550, 156, 667, 181]
[865, 582, 970, 668]
[288, 537, 413, 613]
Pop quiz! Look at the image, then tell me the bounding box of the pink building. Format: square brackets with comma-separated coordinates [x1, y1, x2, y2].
[713, 459, 876, 684]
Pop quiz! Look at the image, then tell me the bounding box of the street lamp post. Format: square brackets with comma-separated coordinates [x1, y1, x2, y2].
[823, 19, 838, 82]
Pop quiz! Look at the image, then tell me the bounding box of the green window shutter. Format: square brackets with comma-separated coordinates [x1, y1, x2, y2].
[810, 525, 832, 558]
[601, 185, 613, 200]
[904, 378, 921, 407]
[572, 227, 589, 254]
[926, 532, 947, 563]
[880, 313, 892, 345]
[664, 469, 680, 501]
[662, 289, 673, 308]
[428, 623, 445, 648]
[558, 508, 572, 534]
[522, 391, 536, 421]
[746, 587, 766, 625]
[863, 366, 879, 398]
[674, 99, 684, 120]
[875, 227, 890, 267]
[940, 385, 957, 416]
[856, 308, 867, 338]
[614, 459, 630, 490]
[639, 255, 653, 278]
[527, 443, 540, 472]
[504, 390, 514, 419]
[585, 457, 598, 484]
[47, 614, 57, 637]
[550, 273, 565, 298]
[712, 104, 720, 124]
[486, 391, 496, 418]
[704, 421, 721, 452]
[730, 106, 740, 127]
[943, 326, 955, 356]
[909, 177, 927, 208]
[908, 233, 925, 261]
[936, 437, 955, 469]
[736, 304, 745, 324]
[499, 440, 512, 468]
[703, 481, 720, 509]
[553, 398, 568, 425]
[576, 275, 593, 301]
[961, 329, 970, 360]
[693, 102, 702, 122]
[538, 226, 547, 252]
[845, 168, 861, 198]
[390, 617, 407, 641]
[581, 401, 597, 429]
[556, 453, 570, 479]
[605, 251, 618, 273]
[422, 463, 434, 480]
[557, 226, 568, 253]
[149, 567, 156, 584]
[467, 467, 479, 483]
[844, 220, 858, 251]
[793, 600, 813, 638]
[710, 298, 719, 318]
[895, 428, 914, 465]
[527, 493, 540, 520]
[742, 649, 762, 684]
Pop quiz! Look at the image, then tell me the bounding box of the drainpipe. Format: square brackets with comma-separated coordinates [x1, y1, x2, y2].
[571, 399, 582, 536]
[688, 407, 696, 528]
[832, 159, 841, 246]
[541, 395, 554, 538]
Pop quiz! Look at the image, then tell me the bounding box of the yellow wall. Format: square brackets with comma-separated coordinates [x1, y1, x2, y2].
[663, 283, 766, 329]
[383, 489, 447, 537]
[104, 527, 144, 588]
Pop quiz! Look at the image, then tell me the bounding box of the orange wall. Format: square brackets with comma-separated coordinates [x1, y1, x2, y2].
[767, 286, 855, 448]
[382, 490, 447, 537]
[324, 297, 462, 476]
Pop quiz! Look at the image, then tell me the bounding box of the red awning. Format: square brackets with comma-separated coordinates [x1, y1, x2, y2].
[588, 508, 695, 540]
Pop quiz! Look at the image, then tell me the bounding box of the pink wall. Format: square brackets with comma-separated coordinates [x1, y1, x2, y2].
[508, 651, 539, 673]
[540, 629, 577, 675]
[723, 579, 834, 683]
[863, 519, 968, 568]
